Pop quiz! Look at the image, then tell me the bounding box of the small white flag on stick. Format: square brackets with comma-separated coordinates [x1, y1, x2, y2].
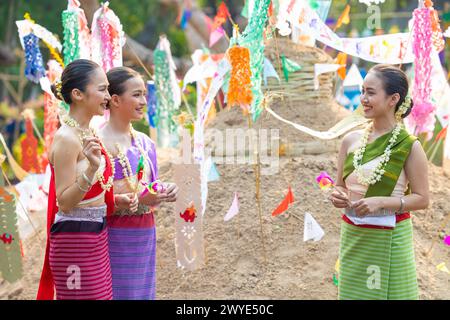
[303, 212, 325, 241]
[224, 192, 239, 222]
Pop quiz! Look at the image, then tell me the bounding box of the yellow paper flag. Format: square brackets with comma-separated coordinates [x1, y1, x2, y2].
[336, 5, 351, 29]
[436, 262, 450, 274]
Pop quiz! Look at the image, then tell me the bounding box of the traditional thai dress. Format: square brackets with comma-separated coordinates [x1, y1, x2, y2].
[37, 147, 115, 300]
[107, 131, 158, 300]
[338, 128, 419, 300]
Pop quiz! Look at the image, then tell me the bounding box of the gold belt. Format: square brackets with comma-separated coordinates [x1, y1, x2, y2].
[114, 203, 151, 216]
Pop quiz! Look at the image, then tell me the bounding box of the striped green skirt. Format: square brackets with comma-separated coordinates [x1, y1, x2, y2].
[338, 218, 418, 300]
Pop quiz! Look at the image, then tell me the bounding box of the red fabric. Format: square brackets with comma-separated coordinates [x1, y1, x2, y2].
[342, 212, 411, 230]
[107, 212, 155, 229]
[271, 186, 295, 217]
[36, 147, 115, 300]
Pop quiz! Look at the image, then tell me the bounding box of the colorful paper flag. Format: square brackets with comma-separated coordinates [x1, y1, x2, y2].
[224, 192, 239, 222]
[281, 55, 302, 82]
[263, 57, 280, 85]
[271, 186, 295, 217]
[208, 162, 220, 182]
[336, 4, 350, 29]
[209, 26, 225, 48]
[314, 63, 341, 89]
[343, 64, 364, 89]
[335, 52, 347, 80]
[436, 262, 450, 274]
[21, 118, 41, 174]
[303, 212, 325, 241]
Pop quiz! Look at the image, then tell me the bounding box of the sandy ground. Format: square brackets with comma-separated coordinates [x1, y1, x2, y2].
[1, 99, 449, 300]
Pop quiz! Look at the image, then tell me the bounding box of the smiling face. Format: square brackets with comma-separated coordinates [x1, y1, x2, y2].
[71, 67, 111, 117]
[360, 71, 399, 120]
[109, 76, 147, 121]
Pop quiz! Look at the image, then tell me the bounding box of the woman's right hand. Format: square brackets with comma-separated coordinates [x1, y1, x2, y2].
[329, 189, 351, 208]
[82, 136, 102, 170]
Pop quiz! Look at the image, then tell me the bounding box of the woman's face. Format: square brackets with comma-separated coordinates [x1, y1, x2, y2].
[360, 72, 396, 120]
[76, 68, 111, 116]
[112, 76, 147, 121]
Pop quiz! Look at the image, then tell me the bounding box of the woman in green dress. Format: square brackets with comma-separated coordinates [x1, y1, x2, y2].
[330, 64, 430, 300]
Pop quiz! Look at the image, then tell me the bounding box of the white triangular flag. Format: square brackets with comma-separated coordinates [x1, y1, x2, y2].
[314, 63, 341, 90]
[263, 58, 280, 86]
[444, 27, 450, 38]
[343, 64, 364, 89]
[224, 192, 239, 222]
[303, 212, 325, 241]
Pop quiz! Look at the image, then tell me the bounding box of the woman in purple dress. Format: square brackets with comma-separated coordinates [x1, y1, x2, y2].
[99, 67, 178, 300]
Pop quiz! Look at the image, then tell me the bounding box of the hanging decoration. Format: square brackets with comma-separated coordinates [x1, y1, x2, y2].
[408, 6, 436, 138]
[224, 192, 239, 222]
[21, 115, 41, 174]
[281, 54, 302, 82]
[91, 1, 125, 72]
[23, 33, 46, 84]
[238, 0, 272, 121]
[271, 186, 294, 217]
[62, 10, 80, 65]
[146, 81, 158, 128]
[226, 46, 253, 112]
[0, 181, 23, 284]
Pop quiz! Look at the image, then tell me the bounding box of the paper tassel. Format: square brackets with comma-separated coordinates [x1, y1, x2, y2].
[146, 81, 158, 128]
[303, 212, 325, 242]
[409, 7, 436, 137]
[91, 2, 125, 72]
[281, 54, 302, 82]
[238, 0, 271, 121]
[227, 46, 253, 111]
[62, 10, 80, 65]
[23, 33, 46, 84]
[263, 57, 280, 85]
[224, 192, 239, 221]
[271, 186, 295, 217]
[0, 185, 23, 283]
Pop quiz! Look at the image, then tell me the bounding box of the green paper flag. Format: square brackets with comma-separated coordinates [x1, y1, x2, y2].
[281, 55, 302, 82]
[309, 0, 320, 10]
[0, 186, 23, 284]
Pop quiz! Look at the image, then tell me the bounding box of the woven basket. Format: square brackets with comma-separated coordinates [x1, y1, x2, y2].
[263, 37, 336, 105]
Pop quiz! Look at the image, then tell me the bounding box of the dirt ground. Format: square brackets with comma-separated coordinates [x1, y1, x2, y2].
[1, 99, 449, 300]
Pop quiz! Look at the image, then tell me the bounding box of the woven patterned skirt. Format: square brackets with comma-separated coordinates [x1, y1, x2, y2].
[49, 207, 113, 300]
[107, 213, 156, 300]
[338, 218, 418, 300]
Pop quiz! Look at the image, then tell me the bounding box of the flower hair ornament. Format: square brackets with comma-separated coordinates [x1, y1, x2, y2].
[54, 80, 63, 100]
[395, 95, 411, 122]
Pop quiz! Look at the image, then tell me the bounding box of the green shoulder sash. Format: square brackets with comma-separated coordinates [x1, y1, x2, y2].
[343, 128, 417, 198]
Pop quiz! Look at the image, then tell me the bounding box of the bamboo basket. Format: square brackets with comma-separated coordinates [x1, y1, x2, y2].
[263, 37, 336, 105]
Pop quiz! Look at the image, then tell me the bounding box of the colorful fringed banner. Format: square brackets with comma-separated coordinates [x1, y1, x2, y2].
[154, 49, 176, 131]
[238, 0, 271, 121]
[91, 1, 125, 72]
[23, 33, 46, 84]
[62, 10, 80, 65]
[408, 7, 436, 137]
[146, 81, 158, 128]
[226, 46, 253, 111]
[0, 182, 23, 284]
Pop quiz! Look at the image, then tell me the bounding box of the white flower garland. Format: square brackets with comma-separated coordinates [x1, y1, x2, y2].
[353, 123, 403, 186]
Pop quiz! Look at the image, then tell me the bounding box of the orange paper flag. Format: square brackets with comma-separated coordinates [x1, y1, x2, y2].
[271, 186, 295, 217]
[336, 4, 350, 29]
[335, 53, 347, 80]
[21, 118, 40, 173]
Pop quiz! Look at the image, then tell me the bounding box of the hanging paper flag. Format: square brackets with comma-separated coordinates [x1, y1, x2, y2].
[343, 64, 364, 89]
[224, 192, 239, 222]
[210, 26, 225, 48]
[21, 117, 41, 174]
[443, 235, 450, 246]
[208, 162, 220, 182]
[271, 186, 295, 217]
[336, 4, 350, 29]
[213, 1, 230, 30]
[0, 184, 23, 284]
[146, 81, 158, 128]
[23, 33, 46, 84]
[315, 0, 332, 22]
[335, 52, 347, 80]
[62, 10, 80, 65]
[281, 54, 302, 82]
[66, 0, 91, 60]
[444, 27, 450, 38]
[314, 64, 341, 90]
[303, 212, 325, 242]
[226, 46, 253, 111]
[91, 1, 125, 72]
[0, 134, 29, 181]
[180, 9, 192, 30]
[436, 262, 450, 274]
[16, 18, 62, 53]
[263, 57, 280, 86]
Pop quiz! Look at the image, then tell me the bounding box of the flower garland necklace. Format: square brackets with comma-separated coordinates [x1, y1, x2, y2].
[62, 114, 114, 192]
[353, 122, 403, 186]
[114, 124, 147, 191]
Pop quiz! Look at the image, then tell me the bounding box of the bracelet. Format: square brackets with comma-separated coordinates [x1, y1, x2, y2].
[76, 180, 89, 193]
[398, 197, 405, 214]
[81, 172, 93, 187]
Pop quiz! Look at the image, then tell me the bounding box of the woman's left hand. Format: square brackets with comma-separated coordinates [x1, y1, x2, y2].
[351, 197, 381, 217]
[161, 182, 178, 203]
